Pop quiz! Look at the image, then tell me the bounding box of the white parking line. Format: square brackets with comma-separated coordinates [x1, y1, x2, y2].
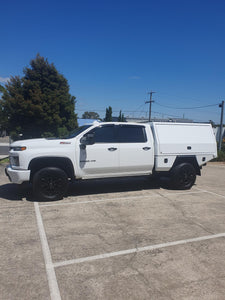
[34, 202, 61, 300]
[53, 232, 225, 268]
[39, 190, 205, 207]
[195, 187, 225, 199]
[40, 194, 160, 207]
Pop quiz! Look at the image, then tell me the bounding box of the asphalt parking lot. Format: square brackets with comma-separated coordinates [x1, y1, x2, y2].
[1, 162, 225, 300]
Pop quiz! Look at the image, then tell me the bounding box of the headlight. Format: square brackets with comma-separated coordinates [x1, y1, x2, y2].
[10, 146, 27, 151]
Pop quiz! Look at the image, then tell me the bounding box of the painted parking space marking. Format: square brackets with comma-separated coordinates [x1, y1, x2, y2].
[40, 194, 161, 207]
[53, 232, 225, 268]
[34, 202, 61, 300]
[39, 190, 206, 208]
[34, 185, 225, 297]
[195, 187, 225, 199]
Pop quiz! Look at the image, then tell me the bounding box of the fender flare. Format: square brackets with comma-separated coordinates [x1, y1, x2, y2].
[28, 156, 75, 181]
[171, 156, 201, 176]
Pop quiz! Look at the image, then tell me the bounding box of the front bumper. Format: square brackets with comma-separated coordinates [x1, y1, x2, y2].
[5, 165, 31, 184]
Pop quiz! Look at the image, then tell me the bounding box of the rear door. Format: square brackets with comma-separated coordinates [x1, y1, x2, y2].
[117, 124, 154, 174]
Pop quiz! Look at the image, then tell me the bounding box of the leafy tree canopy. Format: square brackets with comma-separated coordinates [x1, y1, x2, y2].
[82, 111, 100, 119]
[0, 84, 6, 94]
[2, 54, 77, 139]
[0, 84, 7, 132]
[104, 106, 112, 122]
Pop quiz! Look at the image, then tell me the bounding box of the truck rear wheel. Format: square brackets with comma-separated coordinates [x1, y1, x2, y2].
[170, 163, 196, 190]
[33, 167, 68, 201]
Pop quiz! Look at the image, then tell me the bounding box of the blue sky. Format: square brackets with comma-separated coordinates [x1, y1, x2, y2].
[1, 0, 225, 123]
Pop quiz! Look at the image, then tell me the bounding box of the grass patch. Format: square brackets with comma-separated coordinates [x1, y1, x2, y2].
[0, 157, 9, 164]
[214, 151, 225, 162]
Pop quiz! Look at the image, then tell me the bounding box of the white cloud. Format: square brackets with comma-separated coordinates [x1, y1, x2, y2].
[129, 76, 141, 80]
[0, 76, 10, 83]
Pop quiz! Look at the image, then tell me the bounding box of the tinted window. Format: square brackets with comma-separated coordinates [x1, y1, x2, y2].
[89, 125, 115, 143]
[118, 125, 147, 143]
[65, 125, 91, 139]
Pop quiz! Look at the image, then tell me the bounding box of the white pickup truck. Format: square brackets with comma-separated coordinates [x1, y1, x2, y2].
[5, 122, 217, 201]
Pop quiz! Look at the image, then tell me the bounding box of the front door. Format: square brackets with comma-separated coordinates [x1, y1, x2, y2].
[79, 124, 119, 178]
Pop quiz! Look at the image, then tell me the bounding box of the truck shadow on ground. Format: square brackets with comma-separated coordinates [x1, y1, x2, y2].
[68, 176, 166, 196]
[0, 176, 171, 202]
[0, 183, 28, 201]
[0, 183, 33, 201]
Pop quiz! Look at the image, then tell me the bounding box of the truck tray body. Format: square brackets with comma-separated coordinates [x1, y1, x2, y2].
[150, 122, 217, 171]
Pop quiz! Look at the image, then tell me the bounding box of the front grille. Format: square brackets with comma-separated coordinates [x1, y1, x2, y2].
[10, 156, 19, 167]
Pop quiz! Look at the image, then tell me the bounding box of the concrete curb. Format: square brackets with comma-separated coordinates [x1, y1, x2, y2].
[0, 155, 9, 161]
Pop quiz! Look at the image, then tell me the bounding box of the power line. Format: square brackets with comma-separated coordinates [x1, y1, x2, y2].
[77, 108, 182, 118]
[151, 111, 181, 118]
[77, 101, 219, 112]
[154, 102, 219, 110]
[76, 102, 219, 122]
[134, 103, 146, 111]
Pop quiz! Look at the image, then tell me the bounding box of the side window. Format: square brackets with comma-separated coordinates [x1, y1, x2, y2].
[88, 125, 115, 143]
[118, 125, 147, 143]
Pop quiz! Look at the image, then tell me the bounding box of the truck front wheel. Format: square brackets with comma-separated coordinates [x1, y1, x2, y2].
[170, 163, 196, 190]
[33, 167, 68, 201]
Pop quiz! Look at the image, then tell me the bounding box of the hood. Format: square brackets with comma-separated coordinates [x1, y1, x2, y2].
[11, 138, 73, 149]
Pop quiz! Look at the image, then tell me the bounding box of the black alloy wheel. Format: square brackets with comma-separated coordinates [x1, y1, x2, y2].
[170, 163, 196, 190]
[33, 167, 68, 201]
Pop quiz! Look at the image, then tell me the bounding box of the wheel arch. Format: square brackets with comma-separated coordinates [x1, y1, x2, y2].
[28, 156, 75, 181]
[171, 156, 201, 176]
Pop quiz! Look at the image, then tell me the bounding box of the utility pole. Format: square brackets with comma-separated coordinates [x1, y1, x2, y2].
[145, 91, 156, 122]
[219, 100, 224, 151]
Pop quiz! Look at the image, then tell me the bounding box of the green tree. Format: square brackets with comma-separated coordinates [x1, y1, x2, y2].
[82, 111, 100, 119]
[104, 106, 112, 122]
[0, 84, 7, 133]
[1, 54, 77, 139]
[118, 110, 125, 122]
[0, 84, 6, 94]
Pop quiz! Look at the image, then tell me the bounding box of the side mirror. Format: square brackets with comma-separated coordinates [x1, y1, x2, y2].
[80, 132, 95, 147]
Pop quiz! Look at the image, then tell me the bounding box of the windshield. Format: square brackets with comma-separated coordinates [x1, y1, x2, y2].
[64, 125, 92, 139]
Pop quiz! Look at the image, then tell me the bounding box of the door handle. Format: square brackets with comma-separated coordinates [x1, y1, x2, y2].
[143, 147, 151, 151]
[108, 147, 117, 151]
